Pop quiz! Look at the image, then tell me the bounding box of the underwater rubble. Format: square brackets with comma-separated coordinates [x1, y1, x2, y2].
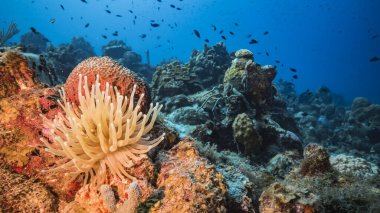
[0, 40, 379, 213]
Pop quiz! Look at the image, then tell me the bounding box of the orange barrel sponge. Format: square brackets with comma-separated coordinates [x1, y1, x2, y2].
[64, 56, 150, 112]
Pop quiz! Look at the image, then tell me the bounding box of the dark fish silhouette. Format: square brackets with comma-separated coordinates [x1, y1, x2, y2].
[229, 31, 234, 36]
[221, 35, 226, 40]
[275, 60, 280, 63]
[170, 4, 175, 8]
[105, 9, 111, 13]
[290, 67, 297, 72]
[234, 23, 239, 26]
[246, 34, 252, 38]
[151, 23, 160, 27]
[116, 14, 122, 17]
[194, 29, 201, 38]
[205, 39, 210, 43]
[292, 75, 298, 79]
[112, 31, 118, 36]
[60, 4, 65, 10]
[266, 52, 269, 56]
[50, 18, 56, 24]
[102, 35, 108, 39]
[371, 34, 378, 39]
[140, 34, 147, 38]
[249, 39, 258, 44]
[219, 30, 223, 34]
[263, 31, 269, 35]
[177, 7, 181, 10]
[80, 0, 88, 3]
[30, 27, 37, 33]
[369, 56, 379, 62]
[85, 23, 90, 28]
[157, 0, 162, 2]
[128, 10, 133, 13]
[211, 25, 216, 31]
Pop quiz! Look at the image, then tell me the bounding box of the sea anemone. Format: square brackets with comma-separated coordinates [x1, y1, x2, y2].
[41, 74, 165, 186]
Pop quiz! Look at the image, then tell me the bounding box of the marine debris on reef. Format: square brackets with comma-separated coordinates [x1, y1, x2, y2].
[0, 35, 379, 212]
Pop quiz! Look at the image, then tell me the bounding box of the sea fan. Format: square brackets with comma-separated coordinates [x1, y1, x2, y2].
[0, 21, 19, 46]
[41, 74, 165, 186]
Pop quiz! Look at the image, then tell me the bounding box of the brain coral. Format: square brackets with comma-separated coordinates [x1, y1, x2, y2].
[41, 73, 164, 186]
[64, 56, 150, 112]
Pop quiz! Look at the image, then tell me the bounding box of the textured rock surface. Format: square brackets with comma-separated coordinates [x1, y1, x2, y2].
[331, 154, 379, 177]
[152, 138, 227, 212]
[0, 166, 58, 212]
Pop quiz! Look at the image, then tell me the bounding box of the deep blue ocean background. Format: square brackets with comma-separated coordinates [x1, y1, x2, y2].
[1, 0, 379, 103]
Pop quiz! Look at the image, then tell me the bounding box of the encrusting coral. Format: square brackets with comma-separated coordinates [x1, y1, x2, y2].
[41, 74, 165, 186]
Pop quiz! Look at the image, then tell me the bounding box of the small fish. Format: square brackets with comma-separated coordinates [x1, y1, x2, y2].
[263, 31, 269, 35]
[266, 52, 269, 56]
[219, 30, 223, 34]
[249, 39, 258, 44]
[371, 34, 378, 39]
[50, 18, 56, 24]
[80, 0, 88, 3]
[221, 35, 226, 40]
[112, 31, 118, 36]
[193, 29, 201, 38]
[30, 27, 38, 33]
[128, 10, 133, 13]
[85, 23, 90, 28]
[177, 7, 181, 10]
[369, 56, 379, 62]
[157, 0, 162, 2]
[60, 4, 65, 10]
[105, 9, 111, 14]
[234, 22, 239, 26]
[133, 20, 136, 25]
[116, 14, 123, 17]
[290, 67, 297, 72]
[205, 39, 210, 43]
[246, 34, 252, 38]
[170, 4, 175, 8]
[102, 35, 108, 39]
[140, 34, 147, 38]
[229, 31, 235, 36]
[211, 25, 216, 31]
[151, 23, 160, 27]
[292, 75, 298, 79]
[275, 60, 280, 63]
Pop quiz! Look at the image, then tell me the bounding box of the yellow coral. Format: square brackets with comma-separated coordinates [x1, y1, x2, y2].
[41, 74, 165, 186]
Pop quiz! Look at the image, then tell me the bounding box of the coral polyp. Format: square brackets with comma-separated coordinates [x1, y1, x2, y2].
[41, 74, 165, 186]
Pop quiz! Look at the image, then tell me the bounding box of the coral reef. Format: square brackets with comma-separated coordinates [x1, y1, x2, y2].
[259, 144, 380, 213]
[189, 42, 231, 86]
[101, 40, 154, 81]
[330, 154, 379, 177]
[152, 138, 227, 212]
[45, 36, 95, 78]
[20, 32, 50, 53]
[0, 166, 58, 212]
[0, 49, 43, 98]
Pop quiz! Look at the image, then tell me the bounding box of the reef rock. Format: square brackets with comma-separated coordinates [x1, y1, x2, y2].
[20, 32, 50, 53]
[102, 40, 131, 59]
[152, 138, 227, 212]
[189, 42, 231, 87]
[224, 49, 277, 114]
[0, 166, 58, 212]
[45, 36, 95, 78]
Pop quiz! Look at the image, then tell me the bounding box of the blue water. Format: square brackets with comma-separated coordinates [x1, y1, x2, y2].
[1, 0, 379, 103]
